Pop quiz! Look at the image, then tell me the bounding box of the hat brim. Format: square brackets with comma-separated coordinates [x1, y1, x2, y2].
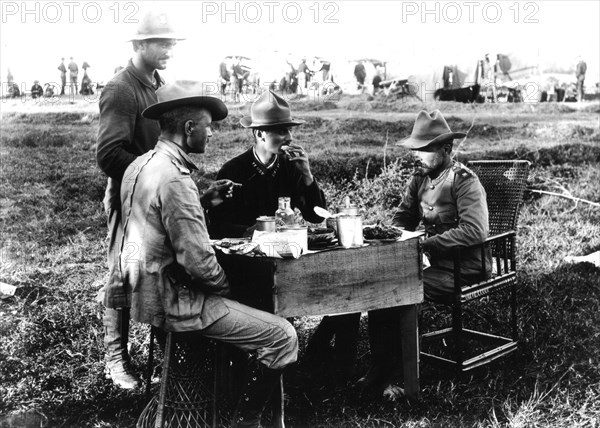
[142, 96, 228, 121]
[128, 34, 186, 42]
[396, 131, 467, 149]
[239, 116, 305, 128]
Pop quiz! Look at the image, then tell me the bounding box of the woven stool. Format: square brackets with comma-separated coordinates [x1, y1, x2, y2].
[137, 329, 220, 428]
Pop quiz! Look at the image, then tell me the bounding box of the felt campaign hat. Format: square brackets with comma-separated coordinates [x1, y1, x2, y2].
[240, 90, 304, 128]
[397, 110, 466, 149]
[142, 80, 228, 121]
[128, 10, 185, 41]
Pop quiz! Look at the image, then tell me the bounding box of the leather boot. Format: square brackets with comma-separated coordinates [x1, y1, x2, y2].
[103, 307, 141, 389]
[230, 358, 283, 428]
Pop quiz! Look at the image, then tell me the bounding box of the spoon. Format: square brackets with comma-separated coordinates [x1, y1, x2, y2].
[314, 206, 339, 219]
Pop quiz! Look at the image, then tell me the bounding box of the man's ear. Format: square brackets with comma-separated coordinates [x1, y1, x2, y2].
[185, 120, 194, 136]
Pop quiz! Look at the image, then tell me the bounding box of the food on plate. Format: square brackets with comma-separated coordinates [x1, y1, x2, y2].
[307, 227, 337, 250]
[362, 224, 403, 240]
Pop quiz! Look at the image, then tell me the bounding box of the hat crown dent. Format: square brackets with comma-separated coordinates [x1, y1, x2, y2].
[241, 90, 303, 128]
[131, 10, 182, 40]
[398, 109, 466, 149]
[251, 91, 292, 125]
[413, 110, 452, 136]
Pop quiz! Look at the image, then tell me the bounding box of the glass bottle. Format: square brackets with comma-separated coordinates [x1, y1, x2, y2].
[275, 196, 295, 229]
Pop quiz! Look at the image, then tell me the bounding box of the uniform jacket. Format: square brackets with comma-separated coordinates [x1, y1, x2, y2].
[208, 148, 326, 238]
[393, 161, 491, 275]
[97, 58, 164, 181]
[576, 61, 587, 80]
[68, 61, 78, 78]
[120, 140, 230, 331]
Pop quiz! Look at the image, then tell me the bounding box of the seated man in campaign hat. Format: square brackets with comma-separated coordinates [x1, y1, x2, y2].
[208, 90, 326, 238]
[208, 90, 361, 382]
[120, 81, 298, 428]
[359, 110, 492, 398]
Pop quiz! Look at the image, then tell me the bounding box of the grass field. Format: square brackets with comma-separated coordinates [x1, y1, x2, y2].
[0, 94, 599, 427]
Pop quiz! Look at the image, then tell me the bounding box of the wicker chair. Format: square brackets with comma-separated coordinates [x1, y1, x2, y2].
[137, 329, 220, 428]
[421, 160, 531, 372]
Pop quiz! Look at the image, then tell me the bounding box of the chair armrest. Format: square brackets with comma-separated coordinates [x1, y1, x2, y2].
[451, 231, 517, 296]
[455, 230, 516, 252]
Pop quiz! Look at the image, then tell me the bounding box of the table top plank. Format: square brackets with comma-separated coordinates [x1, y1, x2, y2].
[272, 239, 423, 317]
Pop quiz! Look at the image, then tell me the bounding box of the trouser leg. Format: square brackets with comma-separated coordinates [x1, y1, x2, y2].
[356, 307, 402, 391]
[200, 296, 298, 370]
[330, 313, 361, 375]
[198, 296, 297, 428]
[303, 312, 360, 379]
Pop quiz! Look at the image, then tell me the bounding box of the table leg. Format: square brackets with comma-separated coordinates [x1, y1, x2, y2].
[399, 304, 420, 401]
[271, 375, 285, 428]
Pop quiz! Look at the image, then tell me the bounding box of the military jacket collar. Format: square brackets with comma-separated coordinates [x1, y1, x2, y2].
[155, 139, 199, 174]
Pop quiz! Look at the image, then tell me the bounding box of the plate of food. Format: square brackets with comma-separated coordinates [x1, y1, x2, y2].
[362, 224, 404, 243]
[307, 227, 338, 250]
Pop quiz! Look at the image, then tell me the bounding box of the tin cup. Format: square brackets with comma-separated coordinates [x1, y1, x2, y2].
[336, 214, 363, 248]
[256, 216, 276, 232]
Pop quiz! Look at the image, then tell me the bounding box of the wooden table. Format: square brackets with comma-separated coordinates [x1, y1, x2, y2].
[217, 238, 424, 402]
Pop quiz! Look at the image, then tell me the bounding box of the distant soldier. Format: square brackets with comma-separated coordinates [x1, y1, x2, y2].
[576, 56, 587, 102]
[68, 57, 79, 98]
[297, 58, 313, 95]
[58, 58, 67, 95]
[219, 60, 230, 96]
[44, 83, 55, 97]
[80, 62, 94, 96]
[30, 80, 43, 99]
[354, 61, 366, 90]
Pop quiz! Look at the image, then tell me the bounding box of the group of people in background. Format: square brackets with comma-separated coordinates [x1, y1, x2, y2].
[58, 57, 95, 98]
[218, 55, 340, 101]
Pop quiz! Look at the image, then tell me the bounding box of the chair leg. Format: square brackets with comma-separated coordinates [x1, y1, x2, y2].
[452, 299, 463, 374]
[146, 328, 155, 402]
[511, 282, 518, 340]
[155, 332, 173, 428]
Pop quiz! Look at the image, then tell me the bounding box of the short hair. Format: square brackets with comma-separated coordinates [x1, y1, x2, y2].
[158, 106, 206, 135]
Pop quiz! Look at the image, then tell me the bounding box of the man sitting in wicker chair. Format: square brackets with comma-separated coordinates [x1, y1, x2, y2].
[120, 80, 298, 428]
[358, 110, 492, 400]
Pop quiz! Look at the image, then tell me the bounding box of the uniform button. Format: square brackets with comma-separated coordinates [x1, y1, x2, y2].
[430, 185, 435, 189]
[428, 206, 434, 210]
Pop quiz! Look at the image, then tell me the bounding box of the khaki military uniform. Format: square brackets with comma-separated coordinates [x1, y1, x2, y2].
[393, 161, 491, 302]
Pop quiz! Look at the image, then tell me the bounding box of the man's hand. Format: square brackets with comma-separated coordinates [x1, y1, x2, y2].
[200, 179, 240, 209]
[280, 143, 314, 186]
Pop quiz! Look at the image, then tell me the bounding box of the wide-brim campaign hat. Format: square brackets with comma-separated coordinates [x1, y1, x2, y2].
[240, 90, 304, 128]
[397, 110, 466, 149]
[142, 80, 228, 120]
[128, 10, 185, 41]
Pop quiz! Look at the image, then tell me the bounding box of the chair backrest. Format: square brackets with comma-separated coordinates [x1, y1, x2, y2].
[467, 160, 531, 236]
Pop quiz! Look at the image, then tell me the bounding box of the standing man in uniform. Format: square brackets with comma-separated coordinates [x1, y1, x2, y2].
[58, 58, 67, 95]
[67, 57, 79, 99]
[358, 110, 491, 399]
[96, 10, 184, 390]
[576, 56, 587, 102]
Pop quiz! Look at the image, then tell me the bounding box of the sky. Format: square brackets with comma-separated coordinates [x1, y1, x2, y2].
[1, 0, 599, 94]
